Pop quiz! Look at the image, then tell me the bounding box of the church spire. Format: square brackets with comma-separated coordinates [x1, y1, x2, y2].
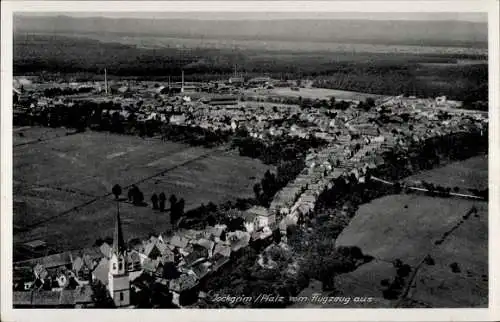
[108, 201, 130, 307]
[112, 202, 126, 255]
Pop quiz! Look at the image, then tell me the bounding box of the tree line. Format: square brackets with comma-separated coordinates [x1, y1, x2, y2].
[111, 184, 186, 225]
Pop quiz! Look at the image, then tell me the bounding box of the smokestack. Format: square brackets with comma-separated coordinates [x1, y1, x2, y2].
[104, 68, 108, 95]
[181, 70, 184, 93]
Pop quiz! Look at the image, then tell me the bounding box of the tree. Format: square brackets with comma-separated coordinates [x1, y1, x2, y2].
[177, 198, 185, 217]
[158, 192, 166, 212]
[450, 262, 461, 273]
[129, 185, 144, 205]
[42, 278, 53, 290]
[393, 259, 403, 268]
[424, 254, 435, 266]
[396, 264, 412, 278]
[253, 183, 262, 200]
[66, 277, 79, 290]
[127, 187, 135, 201]
[366, 97, 376, 108]
[112, 184, 122, 200]
[329, 96, 336, 109]
[227, 217, 245, 232]
[302, 240, 347, 291]
[110, 111, 124, 133]
[169, 194, 181, 224]
[207, 215, 216, 227]
[151, 193, 159, 210]
[169, 194, 178, 208]
[135, 190, 145, 205]
[91, 280, 116, 308]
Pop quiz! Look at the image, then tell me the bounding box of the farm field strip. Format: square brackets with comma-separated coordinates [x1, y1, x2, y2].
[14, 182, 98, 198]
[334, 153, 487, 307]
[335, 196, 487, 307]
[404, 154, 488, 191]
[13, 126, 73, 147]
[405, 204, 487, 307]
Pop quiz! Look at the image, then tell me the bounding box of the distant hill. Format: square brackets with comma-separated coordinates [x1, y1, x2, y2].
[14, 15, 488, 48]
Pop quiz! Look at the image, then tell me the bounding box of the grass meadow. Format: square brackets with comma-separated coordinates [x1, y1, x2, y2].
[13, 127, 271, 261]
[334, 154, 488, 307]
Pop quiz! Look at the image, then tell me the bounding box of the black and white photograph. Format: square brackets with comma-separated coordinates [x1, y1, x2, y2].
[1, 1, 499, 321]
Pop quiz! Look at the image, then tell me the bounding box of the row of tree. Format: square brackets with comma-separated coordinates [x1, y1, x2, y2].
[43, 86, 94, 98]
[253, 157, 306, 207]
[112, 184, 188, 224]
[232, 127, 327, 165]
[161, 124, 231, 148]
[15, 97, 235, 147]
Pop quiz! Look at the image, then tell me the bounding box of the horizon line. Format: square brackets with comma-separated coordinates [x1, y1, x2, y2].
[14, 12, 488, 23]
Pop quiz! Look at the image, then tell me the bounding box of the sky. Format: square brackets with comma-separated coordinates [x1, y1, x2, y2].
[17, 12, 487, 22]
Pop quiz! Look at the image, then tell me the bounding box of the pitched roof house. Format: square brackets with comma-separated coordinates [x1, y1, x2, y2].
[13, 285, 94, 308]
[213, 243, 231, 258]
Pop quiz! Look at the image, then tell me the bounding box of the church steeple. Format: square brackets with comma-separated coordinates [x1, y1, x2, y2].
[112, 203, 126, 255]
[108, 202, 130, 307]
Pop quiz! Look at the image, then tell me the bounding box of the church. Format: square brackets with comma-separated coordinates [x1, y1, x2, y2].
[107, 208, 131, 307]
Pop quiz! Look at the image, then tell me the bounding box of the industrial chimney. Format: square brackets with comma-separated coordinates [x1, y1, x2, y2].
[104, 68, 108, 95]
[181, 70, 185, 93]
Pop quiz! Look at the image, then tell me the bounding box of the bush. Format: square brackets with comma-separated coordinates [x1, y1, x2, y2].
[349, 246, 363, 259]
[382, 287, 400, 300]
[450, 262, 461, 273]
[91, 280, 116, 308]
[396, 264, 412, 278]
[392, 259, 403, 268]
[423, 255, 435, 266]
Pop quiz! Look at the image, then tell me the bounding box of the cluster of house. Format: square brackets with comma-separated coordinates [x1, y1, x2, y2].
[13, 247, 103, 308]
[13, 76, 488, 308]
[12, 203, 280, 308]
[381, 95, 464, 110]
[14, 75, 369, 145]
[270, 136, 387, 237]
[157, 99, 364, 144]
[125, 206, 275, 307]
[266, 99, 487, 237]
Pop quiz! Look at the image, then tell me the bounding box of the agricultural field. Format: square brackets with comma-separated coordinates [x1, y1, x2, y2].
[244, 87, 384, 102]
[13, 127, 271, 261]
[405, 154, 488, 191]
[33, 32, 488, 56]
[270, 87, 384, 101]
[334, 192, 488, 307]
[408, 202, 488, 307]
[333, 145, 488, 307]
[13, 126, 70, 146]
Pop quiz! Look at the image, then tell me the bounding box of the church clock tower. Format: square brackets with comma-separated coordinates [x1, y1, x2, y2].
[108, 205, 130, 307]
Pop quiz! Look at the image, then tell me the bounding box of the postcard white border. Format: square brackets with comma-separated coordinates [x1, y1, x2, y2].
[1, 1, 499, 322]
